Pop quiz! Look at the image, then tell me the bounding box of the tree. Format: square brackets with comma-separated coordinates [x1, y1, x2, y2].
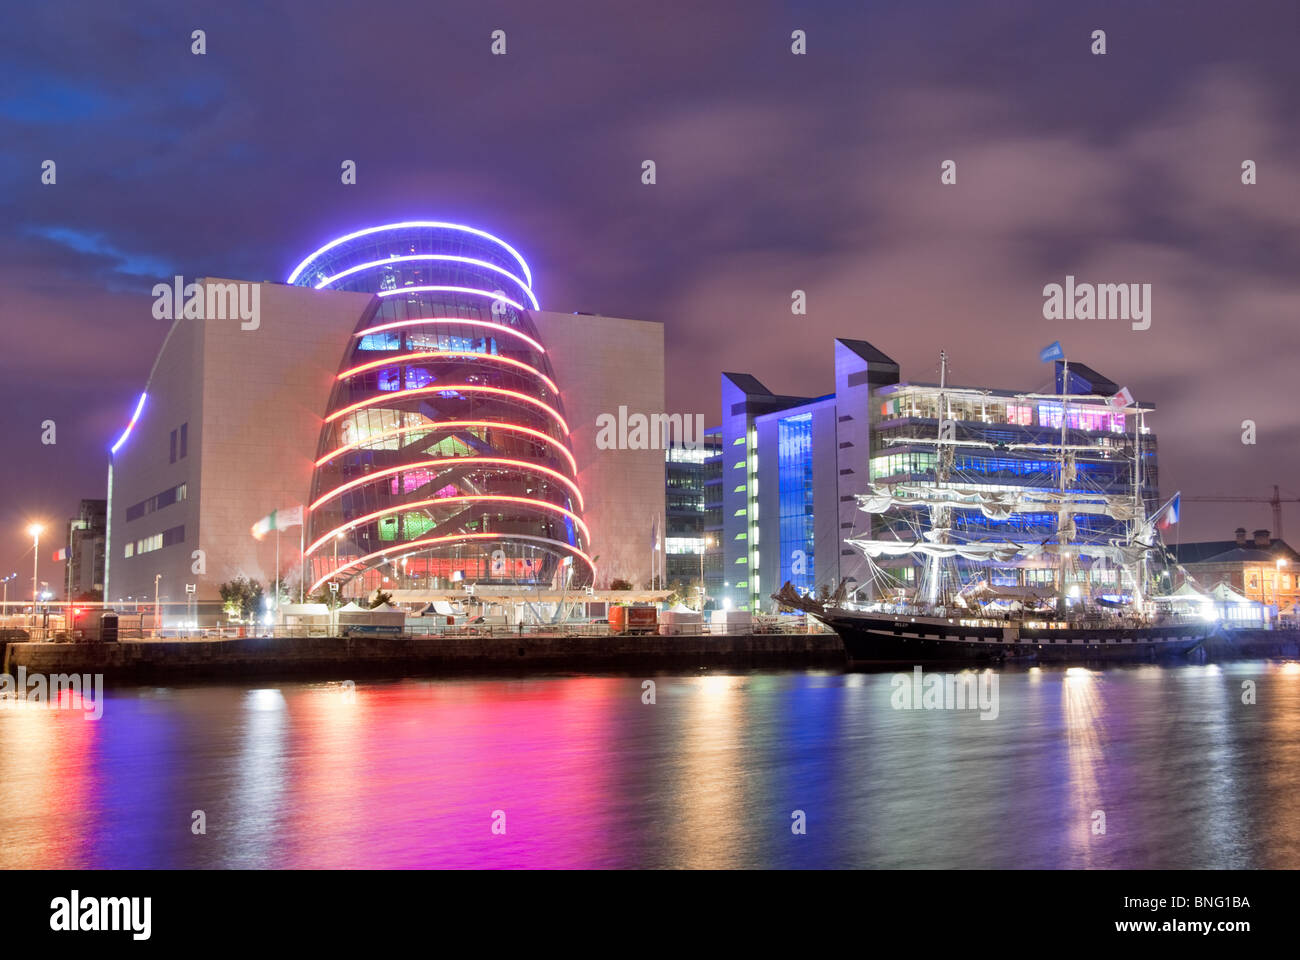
[665, 579, 689, 607]
[218, 577, 264, 621]
[609, 578, 633, 591]
[308, 586, 336, 607]
[368, 590, 394, 609]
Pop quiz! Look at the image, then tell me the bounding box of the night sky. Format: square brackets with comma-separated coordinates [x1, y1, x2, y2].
[2, 0, 1297, 579]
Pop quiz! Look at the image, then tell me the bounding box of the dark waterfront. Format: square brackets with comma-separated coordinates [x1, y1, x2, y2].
[1, 661, 1297, 869]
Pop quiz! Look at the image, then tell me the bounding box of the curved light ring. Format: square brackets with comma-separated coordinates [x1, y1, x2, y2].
[325, 384, 569, 435]
[315, 420, 578, 474]
[315, 256, 538, 309]
[287, 221, 533, 288]
[375, 286, 527, 313]
[311, 456, 585, 512]
[338, 351, 559, 395]
[110, 392, 147, 455]
[311, 532, 595, 593]
[306, 495, 590, 556]
[356, 317, 546, 354]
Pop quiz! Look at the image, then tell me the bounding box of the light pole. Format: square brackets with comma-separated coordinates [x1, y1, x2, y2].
[154, 573, 162, 637]
[1, 572, 15, 620]
[698, 536, 714, 611]
[26, 523, 43, 624]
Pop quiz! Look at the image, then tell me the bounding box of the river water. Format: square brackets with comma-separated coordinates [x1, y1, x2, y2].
[1, 661, 1297, 869]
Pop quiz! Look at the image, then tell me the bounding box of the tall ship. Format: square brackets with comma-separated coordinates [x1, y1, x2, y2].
[774, 345, 1215, 664]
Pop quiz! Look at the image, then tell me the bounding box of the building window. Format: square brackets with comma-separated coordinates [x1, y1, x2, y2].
[778, 412, 815, 595]
[179, 422, 188, 459]
[169, 429, 177, 463]
[130, 524, 185, 557]
[125, 482, 189, 522]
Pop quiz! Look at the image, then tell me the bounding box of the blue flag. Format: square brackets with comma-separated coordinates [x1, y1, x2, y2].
[1039, 341, 1064, 363]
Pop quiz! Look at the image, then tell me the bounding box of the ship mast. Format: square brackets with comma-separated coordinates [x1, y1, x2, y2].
[1131, 408, 1146, 607]
[927, 351, 951, 606]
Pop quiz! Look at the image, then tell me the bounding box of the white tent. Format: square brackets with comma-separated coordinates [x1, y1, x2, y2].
[1159, 581, 1213, 612]
[1209, 582, 1270, 627]
[660, 603, 702, 636]
[1210, 582, 1252, 604]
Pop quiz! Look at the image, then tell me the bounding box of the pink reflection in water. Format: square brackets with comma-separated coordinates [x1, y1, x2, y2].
[280, 677, 622, 867]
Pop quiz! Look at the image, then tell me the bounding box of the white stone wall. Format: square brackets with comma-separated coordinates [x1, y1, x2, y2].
[532, 311, 666, 589]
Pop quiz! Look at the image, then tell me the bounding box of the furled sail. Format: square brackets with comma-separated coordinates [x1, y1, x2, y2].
[856, 483, 1141, 522]
[847, 538, 1026, 562]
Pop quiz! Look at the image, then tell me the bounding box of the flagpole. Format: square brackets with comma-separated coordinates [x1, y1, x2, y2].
[299, 523, 305, 604]
[275, 526, 280, 624]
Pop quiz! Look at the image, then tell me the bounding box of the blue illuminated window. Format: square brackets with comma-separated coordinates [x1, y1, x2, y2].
[778, 413, 814, 594]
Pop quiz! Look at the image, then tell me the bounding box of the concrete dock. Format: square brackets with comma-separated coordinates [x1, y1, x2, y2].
[2, 632, 847, 683]
[3, 628, 1297, 685]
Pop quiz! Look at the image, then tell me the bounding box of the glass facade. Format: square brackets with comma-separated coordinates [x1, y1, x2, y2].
[292, 223, 591, 594]
[777, 413, 814, 594]
[664, 432, 722, 594]
[869, 381, 1158, 592]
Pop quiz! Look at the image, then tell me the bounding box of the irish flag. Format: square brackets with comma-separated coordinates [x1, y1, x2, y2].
[251, 505, 303, 540]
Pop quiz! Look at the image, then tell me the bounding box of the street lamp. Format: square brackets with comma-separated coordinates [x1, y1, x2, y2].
[1, 572, 16, 619]
[698, 536, 714, 611]
[26, 523, 43, 620]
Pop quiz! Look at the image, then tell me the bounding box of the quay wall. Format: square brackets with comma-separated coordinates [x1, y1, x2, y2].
[4, 629, 1297, 686]
[2, 632, 846, 683]
[1201, 630, 1300, 659]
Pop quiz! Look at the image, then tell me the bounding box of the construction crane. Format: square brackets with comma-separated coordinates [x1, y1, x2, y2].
[1183, 485, 1300, 540]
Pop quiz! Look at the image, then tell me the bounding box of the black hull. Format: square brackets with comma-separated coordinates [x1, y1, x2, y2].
[818, 611, 1211, 665]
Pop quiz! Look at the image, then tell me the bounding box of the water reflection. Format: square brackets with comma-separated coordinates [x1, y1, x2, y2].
[0, 663, 1297, 868]
[1062, 668, 1105, 867]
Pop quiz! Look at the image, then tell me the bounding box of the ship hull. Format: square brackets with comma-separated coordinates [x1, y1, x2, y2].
[818, 611, 1211, 665]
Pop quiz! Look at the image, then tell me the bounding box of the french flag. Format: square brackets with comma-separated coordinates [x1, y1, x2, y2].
[1159, 494, 1180, 529]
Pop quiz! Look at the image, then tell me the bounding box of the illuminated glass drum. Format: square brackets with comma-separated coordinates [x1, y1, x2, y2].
[289, 222, 592, 594]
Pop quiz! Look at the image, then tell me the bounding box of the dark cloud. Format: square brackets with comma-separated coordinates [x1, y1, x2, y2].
[1, 0, 1297, 574]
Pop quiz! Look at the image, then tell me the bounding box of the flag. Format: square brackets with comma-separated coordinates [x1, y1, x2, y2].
[1109, 386, 1134, 410]
[251, 505, 304, 540]
[650, 514, 659, 551]
[52, 547, 67, 562]
[1039, 341, 1064, 363]
[1159, 494, 1180, 529]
